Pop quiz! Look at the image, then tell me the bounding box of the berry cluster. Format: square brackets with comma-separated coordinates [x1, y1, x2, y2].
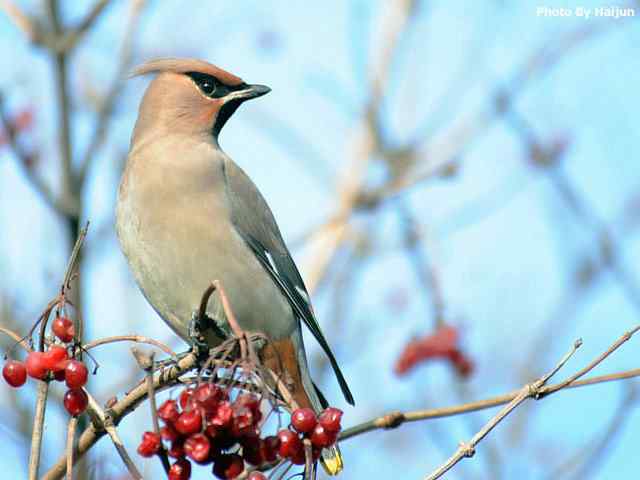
[138, 383, 343, 479]
[2, 316, 90, 416]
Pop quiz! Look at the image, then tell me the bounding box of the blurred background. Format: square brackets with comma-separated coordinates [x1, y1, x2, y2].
[1, 0, 639, 479]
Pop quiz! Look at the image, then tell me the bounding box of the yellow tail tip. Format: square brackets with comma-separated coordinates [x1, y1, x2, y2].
[320, 447, 344, 475]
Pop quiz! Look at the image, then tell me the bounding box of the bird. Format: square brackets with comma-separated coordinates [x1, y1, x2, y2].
[115, 58, 354, 475]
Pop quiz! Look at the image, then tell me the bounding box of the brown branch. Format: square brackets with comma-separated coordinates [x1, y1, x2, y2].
[28, 380, 49, 480]
[42, 353, 197, 480]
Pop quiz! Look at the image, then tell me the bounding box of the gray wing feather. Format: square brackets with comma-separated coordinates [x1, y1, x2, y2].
[222, 157, 354, 405]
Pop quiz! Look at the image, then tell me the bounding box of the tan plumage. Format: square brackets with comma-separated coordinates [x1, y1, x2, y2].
[116, 58, 353, 475]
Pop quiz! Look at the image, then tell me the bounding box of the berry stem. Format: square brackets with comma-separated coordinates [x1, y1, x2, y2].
[66, 417, 77, 480]
[28, 380, 49, 480]
[131, 347, 170, 474]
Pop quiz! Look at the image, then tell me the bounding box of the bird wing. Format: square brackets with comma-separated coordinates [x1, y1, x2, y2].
[222, 157, 354, 405]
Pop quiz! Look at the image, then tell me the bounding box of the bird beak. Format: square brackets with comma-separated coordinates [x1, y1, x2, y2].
[226, 84, 271, 102]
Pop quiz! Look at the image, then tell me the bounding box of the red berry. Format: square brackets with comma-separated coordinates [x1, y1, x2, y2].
[209, 401, 233, 428]
[179, 387, 196, 410]
[25, 352, 48, 380]
[212, 453, 244, 479]
[53, 369, 66, 382]
[291, 407, 317, 434]
[65, 360, 88, 388]
[184, 433, 211, 463]
[158, 399, 181, 424]
[168, 440, 185, 459]
[2, 360, 27, 387]
[231, 406, 255, 437]
[169, 458, 192, 480]
[137, 431, 162, 457]
[277, 429, 301, 459]
[42, 345, 69, 371]
[52, 316, 74, 343]
[63, 388, 88, 416]
[194, 383, 223, 414]
[248, 472, 267, 480]
[235, 393, 260, 414]
[310, 424, 338, 448]
[161, 424, 179, 442]
[318, 407, 343, 433]
[260, 436, 280, 463]
[175, 410, 202, 435]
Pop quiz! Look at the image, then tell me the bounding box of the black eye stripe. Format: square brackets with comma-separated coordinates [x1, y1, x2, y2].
[186, 72, 246, 99]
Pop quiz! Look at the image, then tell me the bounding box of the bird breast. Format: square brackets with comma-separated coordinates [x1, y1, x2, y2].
[116, 138, 294, 343]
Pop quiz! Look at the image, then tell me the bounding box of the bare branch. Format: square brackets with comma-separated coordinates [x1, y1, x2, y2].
[424, 339, 582, 480]
[340, 368, 640, 441]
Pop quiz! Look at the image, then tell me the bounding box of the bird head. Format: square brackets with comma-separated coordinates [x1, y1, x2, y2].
[130, 58, 270, 144]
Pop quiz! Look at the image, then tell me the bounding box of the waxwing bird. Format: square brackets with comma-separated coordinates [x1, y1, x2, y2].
[115, 58, 354, 475]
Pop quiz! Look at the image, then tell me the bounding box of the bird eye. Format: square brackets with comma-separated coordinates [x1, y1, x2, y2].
[199, 79, 216, 96]
[186, 72, 220, 97]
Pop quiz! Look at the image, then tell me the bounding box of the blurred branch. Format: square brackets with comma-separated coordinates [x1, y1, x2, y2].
[0, 0, 38, 41]
[0, 93, 77, 216]
[58, 0, 111, 52]
[78, 0, 148, 184]
[304, 0, 416, 293]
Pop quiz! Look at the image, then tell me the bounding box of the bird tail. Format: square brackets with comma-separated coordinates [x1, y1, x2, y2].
[260, 332, 345, 475]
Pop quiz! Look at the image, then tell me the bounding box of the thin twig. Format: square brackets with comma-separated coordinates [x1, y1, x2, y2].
[85, 391, 143, 479]
[83, 335, 177, 360]
[303, 438, 314, 480]
[0, 326, 33, 353]
[28, 380, 49, 480]
[131, 348, 170, 473]
[66, 417, 77, 480]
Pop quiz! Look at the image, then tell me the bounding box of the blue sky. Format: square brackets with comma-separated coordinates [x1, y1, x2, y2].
[1, 1, 639, 479]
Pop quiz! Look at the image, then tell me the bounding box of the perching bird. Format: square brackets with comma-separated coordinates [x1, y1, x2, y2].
[116, 58, 354, 475]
